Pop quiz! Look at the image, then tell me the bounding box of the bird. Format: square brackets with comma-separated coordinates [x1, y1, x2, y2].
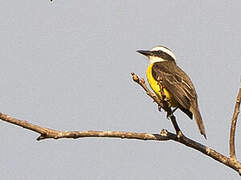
[137, 45, 206, 138]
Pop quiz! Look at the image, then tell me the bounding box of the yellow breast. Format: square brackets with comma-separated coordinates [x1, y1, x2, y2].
[146, 63, 178, 107]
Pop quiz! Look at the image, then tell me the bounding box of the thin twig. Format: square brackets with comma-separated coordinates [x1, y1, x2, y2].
[229, 80, 241, 160]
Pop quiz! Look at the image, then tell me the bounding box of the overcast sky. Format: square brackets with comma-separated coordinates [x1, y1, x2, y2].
[0, 0, 241, 179]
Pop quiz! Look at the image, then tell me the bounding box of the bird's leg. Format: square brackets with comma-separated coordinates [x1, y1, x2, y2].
[169, 114, 183, 138]
[166, 107, 178, 119]
[166, 108, 183, 138]
[156, 78, 183, 138]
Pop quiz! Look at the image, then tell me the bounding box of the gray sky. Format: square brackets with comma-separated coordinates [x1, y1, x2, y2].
[0, 0, 241, 179]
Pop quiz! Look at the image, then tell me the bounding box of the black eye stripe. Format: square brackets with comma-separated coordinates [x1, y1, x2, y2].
[152, 50, 175, 61]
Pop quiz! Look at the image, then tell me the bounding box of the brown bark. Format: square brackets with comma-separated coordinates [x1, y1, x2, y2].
[230, 81, 241, 160]
[0, 73, 241, 175]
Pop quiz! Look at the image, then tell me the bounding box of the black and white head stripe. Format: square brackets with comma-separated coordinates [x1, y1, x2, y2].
[150, 46, 176, 61]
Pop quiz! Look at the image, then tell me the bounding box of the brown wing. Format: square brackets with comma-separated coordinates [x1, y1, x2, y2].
[152, 61, 197, 110]
[152, 61, 207, 138]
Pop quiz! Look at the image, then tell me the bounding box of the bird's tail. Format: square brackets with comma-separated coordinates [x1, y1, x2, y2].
[190, 103, 206, 139]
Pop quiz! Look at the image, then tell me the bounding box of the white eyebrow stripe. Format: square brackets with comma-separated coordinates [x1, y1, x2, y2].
[151, 46, 176, 60]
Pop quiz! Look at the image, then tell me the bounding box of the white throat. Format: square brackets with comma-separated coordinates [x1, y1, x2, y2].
[149, 56, 167, 64]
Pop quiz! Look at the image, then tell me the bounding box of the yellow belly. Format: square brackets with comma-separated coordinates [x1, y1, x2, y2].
[146, 63, 178, 107]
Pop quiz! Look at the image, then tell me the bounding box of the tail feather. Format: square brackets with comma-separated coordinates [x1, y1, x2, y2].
[190, 104, 206, 139]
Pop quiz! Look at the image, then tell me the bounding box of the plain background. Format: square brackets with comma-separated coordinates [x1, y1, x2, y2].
[0, 0, 241, 179]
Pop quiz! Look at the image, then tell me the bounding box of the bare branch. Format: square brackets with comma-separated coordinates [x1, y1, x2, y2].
[0, 112, 241, 174]
[229, 80, 241, 160]
[0, 112, 166, 141]
[0, 73, 241, 175]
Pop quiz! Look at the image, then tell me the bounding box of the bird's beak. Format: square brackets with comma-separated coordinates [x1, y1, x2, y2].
[136, 50, 153, 57]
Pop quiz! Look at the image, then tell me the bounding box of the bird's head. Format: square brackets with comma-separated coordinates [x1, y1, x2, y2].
[137, 46, 176, 64]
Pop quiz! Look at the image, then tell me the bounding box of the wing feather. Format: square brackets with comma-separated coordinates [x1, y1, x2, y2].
[152, 61, 206, 138]
[152, 62, 197, 110]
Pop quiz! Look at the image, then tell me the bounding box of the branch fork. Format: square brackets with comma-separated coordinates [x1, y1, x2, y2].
[0, 73, 241, 175]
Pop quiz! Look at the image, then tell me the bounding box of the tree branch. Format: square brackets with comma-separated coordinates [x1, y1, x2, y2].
[229, 79, 241, 160]
[0, 112, 168, 141]
[0, 73, 241, 175]
[0, 112, 241, 174]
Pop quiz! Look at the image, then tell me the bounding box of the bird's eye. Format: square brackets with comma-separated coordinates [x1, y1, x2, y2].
[158, 50, 163, 56]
